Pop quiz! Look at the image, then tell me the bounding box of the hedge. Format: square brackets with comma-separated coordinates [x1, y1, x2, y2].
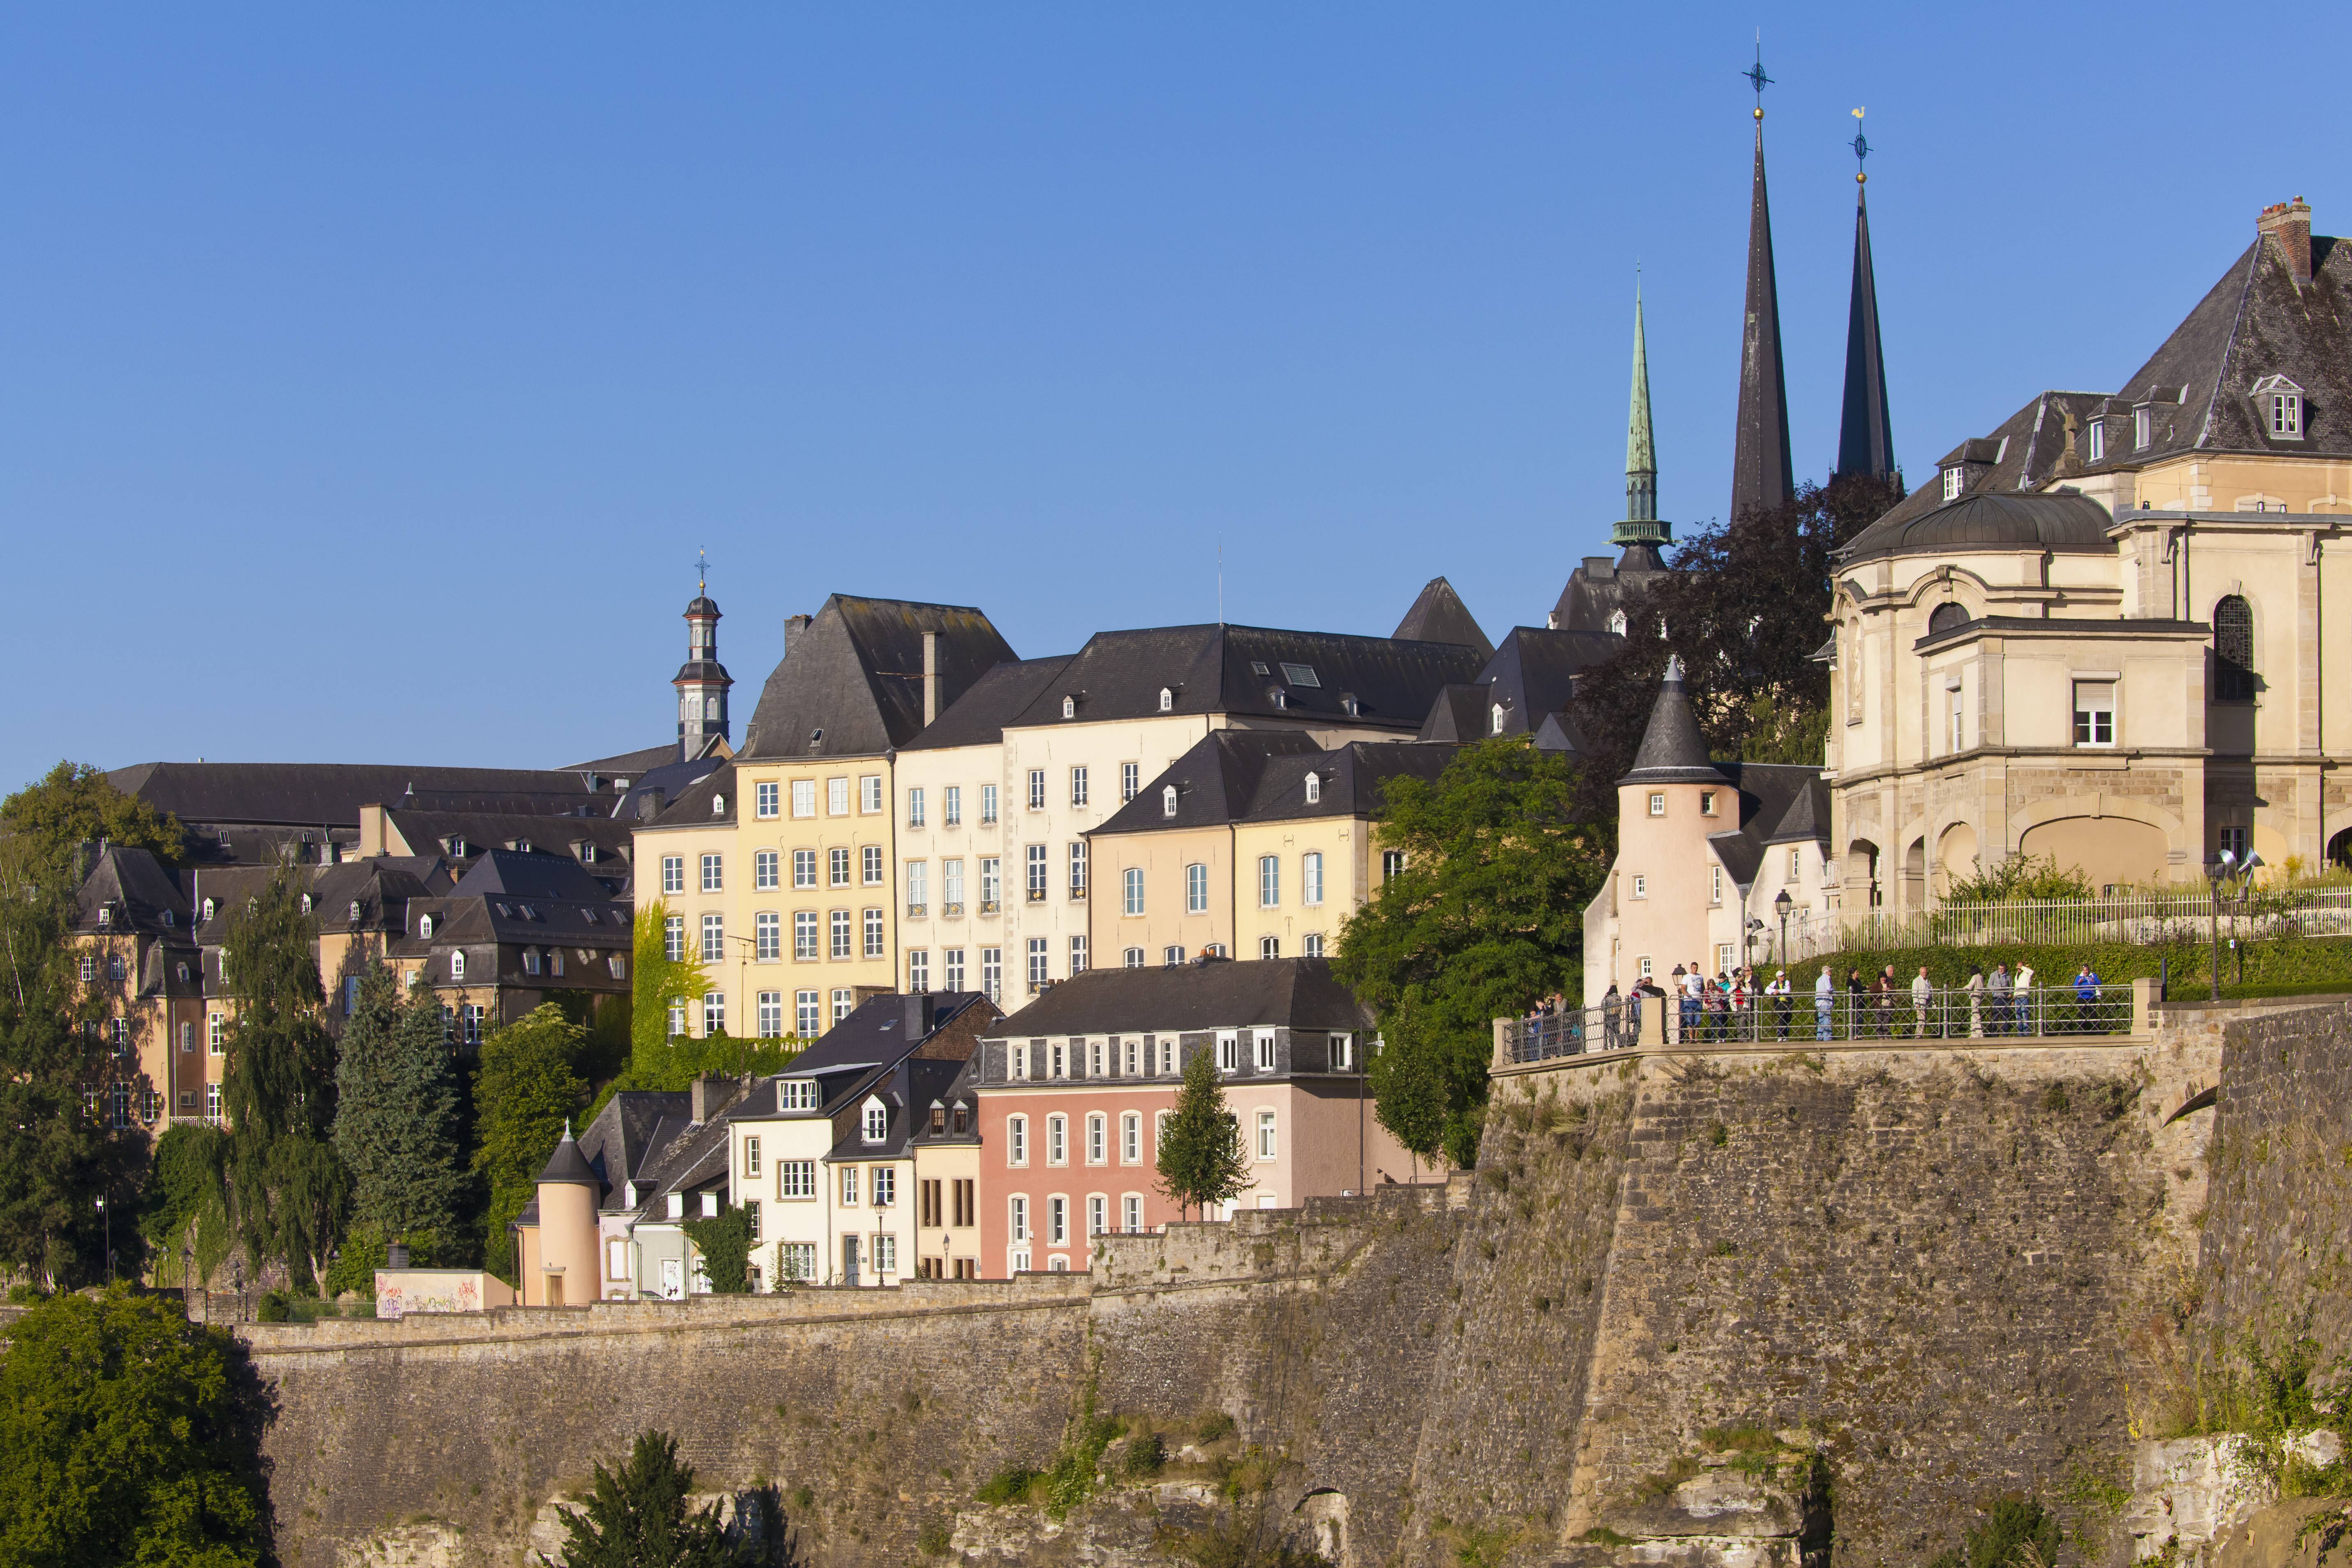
[1780, 933, 2352, 999]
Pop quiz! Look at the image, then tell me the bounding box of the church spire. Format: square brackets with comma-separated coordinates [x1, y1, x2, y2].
[1834, 112, 1896, 480]
[1730, 46, 1794, 523]
[1612, 283, 1670, 550]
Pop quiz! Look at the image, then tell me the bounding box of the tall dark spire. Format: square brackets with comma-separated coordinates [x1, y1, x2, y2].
[1835, 114, 1896, 479]
[1730, 49, 1794, 523]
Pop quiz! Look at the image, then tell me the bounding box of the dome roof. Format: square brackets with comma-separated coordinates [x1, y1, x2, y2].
[1838, 491, 2115, 565]
[684, 595, 721, 618]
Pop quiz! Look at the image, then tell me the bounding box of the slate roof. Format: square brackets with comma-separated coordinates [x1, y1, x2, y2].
[1840, 492, 2118, 567]
[823, 1057, 970, 1163]
[1415, 684, 1493, 744]
[981, 958, 1372, 1038]
[1002, 624, 1486, 732]
[75, 846, 191, 933]
[908, 1058, 983, 1148]
[613, 755, 727, 824]
[1620, 659, 1730, 786]
[575, 1089, 695, 1210]
[1392, 578, 1494, 661]
[779, 991, 993, 1077]
[450, 849, 621, 905]
[902, 656, 1075, 752]
[380, 808, 634, 868]
[1551, 549, 1671, 636]
[1762, 773, 1831, 846]
[1858, 213, 2352, 536]
[565, 744, 680, 778]
[1091, 735, 1457, 836]
[108, 762, 618, 830]
[1477, 628, 1621, 739]
[738, 595, 1017, 760]
[538, 1127, 601, 1187]
[1699, 762, 1829, 892]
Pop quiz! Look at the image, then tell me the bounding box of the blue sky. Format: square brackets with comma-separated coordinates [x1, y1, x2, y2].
[4, 4, 2343, 790]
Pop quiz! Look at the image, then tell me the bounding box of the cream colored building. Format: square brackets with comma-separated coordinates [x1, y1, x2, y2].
[1827, 198, 2352, 921]
[1086, 732, 1456, 967]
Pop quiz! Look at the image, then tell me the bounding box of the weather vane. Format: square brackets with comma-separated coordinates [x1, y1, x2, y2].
[1742, 35, 1772, 119]
[1850, 107, 1871, 184]
[696, 546, 709, 596]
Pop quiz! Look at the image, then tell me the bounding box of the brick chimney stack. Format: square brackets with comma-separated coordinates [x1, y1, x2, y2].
[2260, 197, 2313, 284]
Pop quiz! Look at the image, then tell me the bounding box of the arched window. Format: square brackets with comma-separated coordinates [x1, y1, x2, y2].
[1928, 602, 1969, 636]
[703, 696, 718, 720]
[1158, 687, 1174, 712]
[1162, 785, 1178, 819]
[450, 949, 465, 981]
[1608, 610, 1628, 637]
[711, 793, 726, 816]
[1491, 703, 1507, 735]
[1304, 773, 1321, 805]
[418, 913, 434, 939]
[2215, 595, 2256, 702]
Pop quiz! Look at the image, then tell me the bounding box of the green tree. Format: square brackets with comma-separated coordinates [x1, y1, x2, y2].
[682, 1203, 754, 1295]
[139, 1124, 232, 1290]
[333, 967, 467, 1253]
[547, 1429, 782, 1568]
[631, 901, 710, 1066]
[1362, 998, 1448, 1178]
[0, 834, 144, 1289]
[474, 1004, 589, 1280]
[0, 1286, 266, 1568]
[1155, 1045, 1252, 1221]
[1331, 737, 1609, 1169]
[0, 761, 185, 870]
[218, 868, 345, 1286]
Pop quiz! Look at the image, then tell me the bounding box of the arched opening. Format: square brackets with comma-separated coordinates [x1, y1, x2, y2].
[1936, 822, 1980, 897]
[1902, 838, 1928, 912]
[2328, 826, 2352, 872]
[2214, 595, 2256, 701]
[2018, 817, 2170, 892]
[1928, 601, 1970, 636]
[1846, 840, 1881, 909]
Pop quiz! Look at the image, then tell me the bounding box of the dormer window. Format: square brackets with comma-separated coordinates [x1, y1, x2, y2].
[1608, 611, 1628, 637]
[1942, 465, 1965, 501]
[96, 905, 111, 930]
[516, 839, 532, 854]
[1158, 687, 1174, 712]
[450, 837, 467, 859]
[161, 909, 174, 927]
[1271, 689, 1288, 709]
[1491, 703, 1506, 736]
[1062, 696, 1076, 719]
[863, 1100, 888, 1142]
[418, 914, 434, 939]
[299, 894, 312, 916]
[1304, 773, 1321, 805]
[202, 898, 215, 923]
[348, 900, 362, 923]
[2087, 419, 2105, 463]
[579, 842, 598, 863]
[450, 950, 465, 981]
[1162, 785, 1178, 819]
[2253, 375, 2305, 440]
[710, 794, 725, 816]
[2135, 406, 2152, 449]
[1340, 692, 1359, 718]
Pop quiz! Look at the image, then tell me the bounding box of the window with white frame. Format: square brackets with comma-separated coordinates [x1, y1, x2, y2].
[792, 779, 817, 817]
[608, 1238, 630, 1279]
[795, 991, 820, 1036]
[701, 913, 726, 962]
[1382, 850, 1403, 883]
[1648, 792, 1666, 817]
[1303, 932, 1324, 957]
[1089, 1037, 1105, 1076]
[1009, 1113, 1028, 1163]
[1123, 867, 1145, 916]
[864, 907, 884, 957]
[703, 991, 725, 1036]
[830, 909, 852, 959]
[1302, 851, 1323, 906]
[1304, 772, 1320, 805]
[1027, 770, 1046, 810]
[1010, 1194, 1029, 1241]
[1069, 934, 1087, 974]
[1070, 766, 1089, 807]
[907, 948, 929, 991]
[778, 1159, 815, 1198]
[1027, 937, 1048, 990]
[1258, 855, 1279, 907]
[840, 1165, 859, 1204]
[1121, 1111, 1142, 1163]
[1068, 841, 1087, 899]
[980, 783, 999, 824]
[1948, 687, 1965, 752]
[2073, 680, 2117, 747]
[827, 846, 849, 887]
[872, 1166, 896, 1205]
[874, 1233, 896, 1273]
[1185, 863, 1207, 913]
[2088, 419, 2105, 463]
[1047, 1113, 1067, 1164]
[1124, 1194, 1143, 1232]
[668, 998, 687, 1037]
[789, 849, 815, 889]
[665, 914, 686, 960]
[1259, 936, 1279, 960]
[860, 776, 882, 813]
[943, 857, 964, 912]
[1047, 1196, 1067, 1246]
[862, 845, 883, 886]
[1942, 465, 1964, 501]
[1162, 785, 1178, 819]
[793, 911, 818, 960]
[756, 991, 783, 1037]
[756, 911, 781, 960]
[1089, 1195, 1107, 1237]
[982, 947, 1002, 1003]
[1257, 1109, 1277, 1159]
[781, 1242, 817, 1280]
[1254, 1029, 1276, 1072]
[755, 849, 779, 890]
[1218, 1031, 1239, 1073]
[1162, 945, 1185, 967]
[701, 853, 723, 892]
[2135, 406, 2152, 449]
[662, 856, 685, 894]
[945, 948, 965, 989]
[451, 949, 466, 981]
[757, 781, 780, 819]
[906, 787, 926, 828]
[1788, 848, 1803, 881]
[827, 778, 850, 816]
[1120, 762, 1139, 802]
[906, 860, 928, 914]
[1123, 946, 1145, 968]
[1631, 875, 1647, 899]
[1087, 1113, 1107, 1164]
[1025, 845, 1047, 901]
[1709, 865, 1722, 905]
[831, 988, 854, 1023]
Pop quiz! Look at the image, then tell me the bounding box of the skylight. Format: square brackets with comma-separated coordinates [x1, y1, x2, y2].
[1279, 663, 1320, 687]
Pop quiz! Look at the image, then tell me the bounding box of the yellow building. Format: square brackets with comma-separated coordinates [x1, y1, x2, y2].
[1087, 733, 1457, 968]
[635, 595, 1016, 1041]
[1828, 197, 2352, 920]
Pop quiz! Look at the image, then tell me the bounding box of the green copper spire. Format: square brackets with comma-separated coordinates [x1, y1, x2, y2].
[1614, 284, 1670, 550]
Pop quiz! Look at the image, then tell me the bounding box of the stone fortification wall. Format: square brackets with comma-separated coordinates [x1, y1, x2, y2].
[1402, 1028, 2222, 1568]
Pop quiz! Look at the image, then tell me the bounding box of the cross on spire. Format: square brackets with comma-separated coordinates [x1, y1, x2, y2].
[1850, 108, 1871, 183]
[696, 546, 709, 595]
[1741, 37, 1772, 117]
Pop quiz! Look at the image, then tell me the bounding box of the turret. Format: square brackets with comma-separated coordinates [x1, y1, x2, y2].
[674, 591, 733, 757]
[528, 1121, 602, 1308]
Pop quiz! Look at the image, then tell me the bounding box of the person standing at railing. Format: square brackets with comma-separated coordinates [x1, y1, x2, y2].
[1966, 965, 1986, 1038]
[1768, 969, 1792, 1040]
[2073, 964, 2103, 1033]
[1815, 967, 1834, 1041]
[1873, 966, 1896, 1038]
[1987, 962, 2011, 1037]
[1846, 968, 1867, 1040]
[1602, 985, 1622, 1051]
[2013, 963, 2036, 1035]
[1910, 966, 1934, 1038]
[1681, 964, 1705, 1045]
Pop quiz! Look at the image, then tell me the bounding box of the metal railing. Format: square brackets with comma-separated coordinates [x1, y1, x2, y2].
[1836, 887, 2352, 951]
[1505, 983, 2134, 1062]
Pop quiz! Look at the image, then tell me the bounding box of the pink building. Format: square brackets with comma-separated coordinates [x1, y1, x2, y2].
[973, 957, 1410, 1275]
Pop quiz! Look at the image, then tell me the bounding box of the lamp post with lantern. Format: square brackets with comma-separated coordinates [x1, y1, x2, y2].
[2204, 849, 2264, 1001]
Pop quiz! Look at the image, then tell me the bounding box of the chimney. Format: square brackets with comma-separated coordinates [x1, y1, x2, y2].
[903, 992, 935, 1040]
[691, 1073, 717, 1124]
[782, 613, 813, 661]
[2260, 197, 2313, 284]
[634, 788, 666, 822]
[922, 631, 941, 727]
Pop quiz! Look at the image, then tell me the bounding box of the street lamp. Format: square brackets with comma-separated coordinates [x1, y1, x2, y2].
[2204, 849, 2264, 1001]
[94, 1194, 109, 1285]
[1773, 888, 1793, 964]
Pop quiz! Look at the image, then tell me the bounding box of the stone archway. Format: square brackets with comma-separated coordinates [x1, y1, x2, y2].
[1847, 840, 1881, 909]
[2017, 817, 2170, 892]
[1902, 838, 1928, 913]
[1936, 822, 1980, 896]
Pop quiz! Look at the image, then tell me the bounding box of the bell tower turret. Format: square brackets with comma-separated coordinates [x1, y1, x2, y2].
[674, 553, 733, 758]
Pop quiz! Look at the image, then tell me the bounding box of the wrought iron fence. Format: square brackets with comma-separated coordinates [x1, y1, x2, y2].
[1832, 888, 2352, 952]
[1505, 983, 2134, 1061]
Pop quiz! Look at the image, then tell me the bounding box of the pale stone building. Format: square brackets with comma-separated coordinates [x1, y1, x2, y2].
[1827, 198, 2352, 918]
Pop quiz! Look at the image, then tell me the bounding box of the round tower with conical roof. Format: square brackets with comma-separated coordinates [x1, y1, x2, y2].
[527, 1121, 602, 1307]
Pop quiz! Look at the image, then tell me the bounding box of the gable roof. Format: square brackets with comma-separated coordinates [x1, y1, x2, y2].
[1003, 624, 1486, 732]
[739, 595, 1017, 760]
[450, 847, 622, 904]
[1392, 578, 1494, 661]
[902, 655, 1075, 752]
[1415, 684, 1493, 744]
[981, 958, 1372, 1038]
[1088, 731, 1324, 836]
[1477, 628, 1622, 738]
[107, 762, 617, 831]
[783, 991, 994, 1076]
